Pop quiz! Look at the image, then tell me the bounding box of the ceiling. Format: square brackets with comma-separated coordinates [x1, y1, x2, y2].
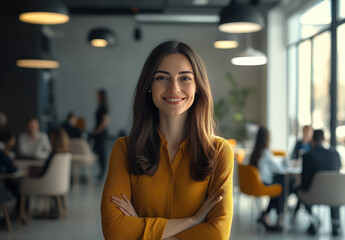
[3, 0, 282, 21]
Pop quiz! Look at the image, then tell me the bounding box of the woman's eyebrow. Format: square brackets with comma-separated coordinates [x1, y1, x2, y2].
[178, 71, 194, 75]
[154, 70, 169, 75]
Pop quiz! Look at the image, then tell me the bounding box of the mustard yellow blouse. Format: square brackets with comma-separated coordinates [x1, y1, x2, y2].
[101, 132, 233, 240]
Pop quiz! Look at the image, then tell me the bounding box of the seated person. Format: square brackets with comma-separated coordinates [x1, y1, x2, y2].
[0, 131, 20, 214]
[17, 117, 51, 159]
[291, 125, 313, 161]
[61, 112, 82, 138]
[30, 127, 70, 178]
[0, 131, 18, 173]
[299, 129, 341, 236]
[249, 126, 294, 231]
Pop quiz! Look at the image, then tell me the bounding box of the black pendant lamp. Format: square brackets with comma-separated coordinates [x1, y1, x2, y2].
[19, 0, 70, 25]
[88, 28, 117, 48]
[218, 0, 264, 33]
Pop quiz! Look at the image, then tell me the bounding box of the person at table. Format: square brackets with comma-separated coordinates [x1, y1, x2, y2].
[299, 129, 341, 236]
[17, 117, 51, 159]
[291, 125, 312, 161]
[249, 126, 290, 231]
[101, 40, 233, 240]
[61, 112, 82, 138]
[0, 130, 18, 173]
[30, 128, 70, 178]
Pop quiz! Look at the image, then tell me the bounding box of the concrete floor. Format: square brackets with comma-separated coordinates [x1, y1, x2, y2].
[1, 181, 344, 240]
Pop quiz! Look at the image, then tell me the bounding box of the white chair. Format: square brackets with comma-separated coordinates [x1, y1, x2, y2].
[298, 171, 345, 207]
[19, 153, 72, 222]
[298, 171, 345, 231]
[69, 138, 97, 187]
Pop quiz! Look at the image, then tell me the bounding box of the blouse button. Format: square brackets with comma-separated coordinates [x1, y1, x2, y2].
[178, 145, 182, 149]
[170, 179, 174, 183]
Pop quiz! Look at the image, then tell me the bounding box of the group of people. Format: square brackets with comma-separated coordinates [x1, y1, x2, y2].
[0, 89, 110, 218]
[249, 125, 342, 236]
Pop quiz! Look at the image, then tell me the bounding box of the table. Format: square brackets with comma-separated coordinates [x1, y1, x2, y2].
[13, 158, 45, 173]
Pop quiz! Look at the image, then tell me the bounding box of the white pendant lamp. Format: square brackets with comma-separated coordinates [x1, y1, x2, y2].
[218, 0, 264, 33]
[231, 47, 267, 66]
[19, 0, 70, 25]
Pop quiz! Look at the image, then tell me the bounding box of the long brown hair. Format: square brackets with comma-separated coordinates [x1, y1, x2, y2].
[128, 40, 218, 181]
[50, 128, 70, 153]
[249, 126, 269, 168]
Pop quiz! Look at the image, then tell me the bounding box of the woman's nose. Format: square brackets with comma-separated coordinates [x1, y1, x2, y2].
[167, 79, 180, 93]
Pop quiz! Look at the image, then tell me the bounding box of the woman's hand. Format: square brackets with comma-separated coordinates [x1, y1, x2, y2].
[111, 194, 139, 217]
[192, 194, 222, 225]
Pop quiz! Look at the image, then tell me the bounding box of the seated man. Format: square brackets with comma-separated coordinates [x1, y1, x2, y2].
[299, 129, 341, 236]
[17, 117, 51, 159]
[61, 112, 82, 138]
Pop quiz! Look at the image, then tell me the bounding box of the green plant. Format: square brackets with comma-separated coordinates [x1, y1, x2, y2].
[214, 73, 255, 141]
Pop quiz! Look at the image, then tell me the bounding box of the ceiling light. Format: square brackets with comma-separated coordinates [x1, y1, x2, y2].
[213, 33, 238, 49]
[218, 0, 264, 33]
[88, 28, 117, 48]
[231, 47, 267, 66]
[16, 59, 60, 69]
[19, 0, 70, 25]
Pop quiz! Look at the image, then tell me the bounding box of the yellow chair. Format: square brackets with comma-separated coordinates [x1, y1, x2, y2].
[227, 139, 237, 149]
[237, 164, 282, 220]
[272, 150, 287, 157]
[235, 149, 246, 164]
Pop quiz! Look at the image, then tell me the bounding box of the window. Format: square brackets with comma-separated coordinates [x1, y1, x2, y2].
[297, 40, 312, 128]
[312, 31, 331, 138]
[337, 23, 345, 147]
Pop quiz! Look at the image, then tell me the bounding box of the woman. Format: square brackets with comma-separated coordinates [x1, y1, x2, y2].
[101, 40, 233, 240]
[91, 89, 110, 180]
[31, 127, 70, 178]
[249, 126, 287, 230]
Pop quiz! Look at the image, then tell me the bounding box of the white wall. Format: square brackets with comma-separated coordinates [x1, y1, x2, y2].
[50, 16, 266, 137]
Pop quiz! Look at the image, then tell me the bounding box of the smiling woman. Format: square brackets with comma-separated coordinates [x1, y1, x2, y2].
[101, 40, 234, 240]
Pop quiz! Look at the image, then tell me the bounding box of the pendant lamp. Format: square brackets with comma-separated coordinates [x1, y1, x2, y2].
[88, 28, 117, 48]
[17, 51, 60, 69]
[213, 33, 238, 49]
[19, 0, 70, 25]
[218, 0, 264, 33]
[231, 47, 267, 66]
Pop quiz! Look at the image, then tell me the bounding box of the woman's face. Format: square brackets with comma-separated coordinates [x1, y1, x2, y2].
[151, 53, 197, 117]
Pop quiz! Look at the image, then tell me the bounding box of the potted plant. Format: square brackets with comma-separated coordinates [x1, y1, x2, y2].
[214, 73, 255, 142]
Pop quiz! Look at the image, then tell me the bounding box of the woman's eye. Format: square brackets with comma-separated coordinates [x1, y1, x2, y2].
[181, 76, 192, 81]
[155, 76, 168, 80]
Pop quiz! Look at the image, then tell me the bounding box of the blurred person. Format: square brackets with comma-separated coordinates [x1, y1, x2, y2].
[249, 126, 294, 231]
[0, 131, 20, 215]
[17, 117, 51, 159]
[298, 129, 341, 236]
[0, 111, 8, 150]
[61, 112, 82, 138]
[291, 125, 313, 161]
[101, 40, 233, 239]
[91, 89, 109, 180]
[30, 127, 70, 178]
[0, 130, 18, 173]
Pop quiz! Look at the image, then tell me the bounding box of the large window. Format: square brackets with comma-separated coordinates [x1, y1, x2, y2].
[312, 31, 331, 136]
[288, 0, 344, 154]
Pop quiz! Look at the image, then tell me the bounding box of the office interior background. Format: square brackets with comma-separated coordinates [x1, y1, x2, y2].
[0, 0, 345, 239]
